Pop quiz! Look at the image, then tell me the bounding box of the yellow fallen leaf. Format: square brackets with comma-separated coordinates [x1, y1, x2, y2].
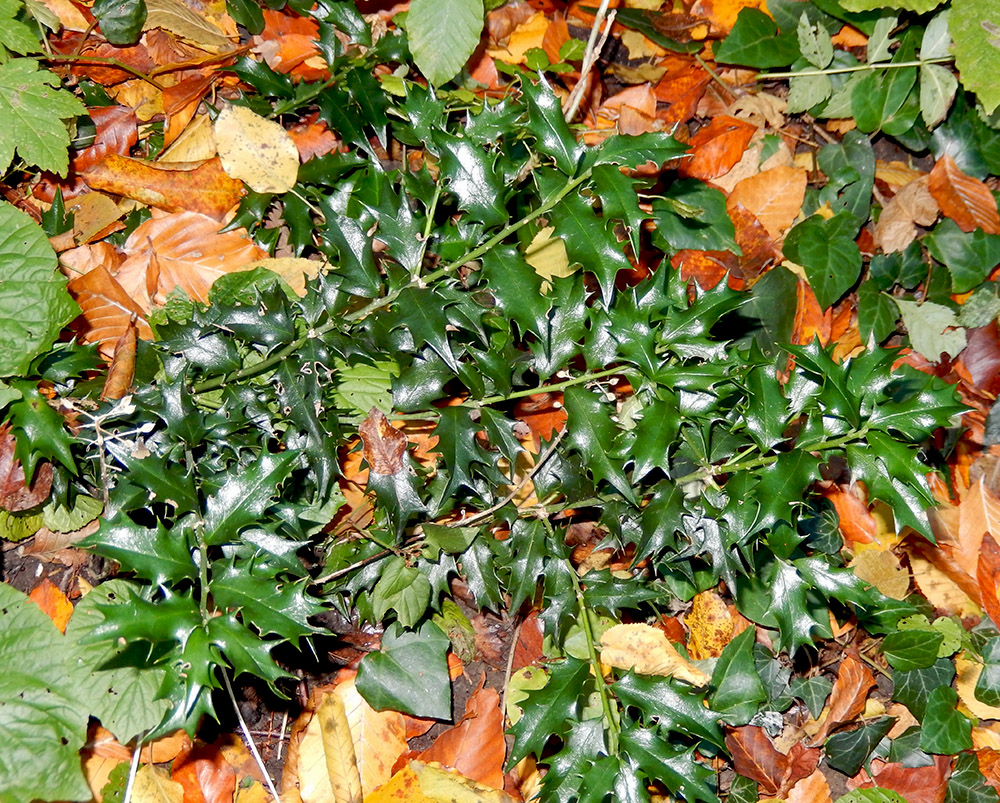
[365, 762, 516, 803]
[685, 590, 733, 660]
[600, 623, 711, 686]
[525, 226, 574, 294]
[130, 764, 184, 803]
[908, 552, 979, 617]
[242, 257, 321, 296]
[848, 548, 909, 600]
[318, 691, 363, 803]
[215, 105, 300, 194]
[957, 653, 1000, 720]
[487, 11, 548, 65]
[161, 113, 218, 163]
[144, 0, 231, 49]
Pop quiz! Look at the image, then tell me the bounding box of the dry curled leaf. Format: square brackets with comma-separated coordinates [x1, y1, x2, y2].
[359, 408, 408, 476]
[600, 623, 711, 686]
[0, 424, 52, 512]
[812, 654, 875, 743]
[928, 153, 1000, 235]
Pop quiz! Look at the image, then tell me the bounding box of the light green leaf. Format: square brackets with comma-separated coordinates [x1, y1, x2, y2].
[370, 555, 432, 627]
[797, 12, 833, 68]
[920, 63, 958, 128]
[787, 73, 833, 114]
[950, 0, 1000, 114]
[0, 0, 40, 53]
[895, 299, 967, 361]
[868, 15, 898, 63]
[332, 358, 397, 415]
[0, 59, 85, 175]
[0, 201, 79, 377]
[407, 0, 483, 86]
[922, 9, 952, 58]
[843, 0, 941, 11]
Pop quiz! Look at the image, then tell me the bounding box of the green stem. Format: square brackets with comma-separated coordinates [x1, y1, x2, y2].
[568, 559, 620, 755]
[761, 56, 952, 81]
[186, 447, 211, 623]
[475, 365, 621, 408]
[193, 169, 595, 394]
[271, 76, 338, 118]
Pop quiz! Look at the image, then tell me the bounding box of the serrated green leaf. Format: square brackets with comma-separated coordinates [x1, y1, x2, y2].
[950, 0, 1000, 114]
[357, 621, 452, 719]
[787, 72, 833, 114]
[613, 672, 725, 748]
[210, 558, 323, 640]
[203, 451, 297, 545]
[82, 518, 196, 587]
[509, 657, 591, 765]
[619, 725, 719, 803]
[0, 0, 40, 53]
[520, 75, 584, 175]
[8, 381, 76, 480]
[332, 358, 397, 415]
[0, 59, 86, 175]
[842, 0, 941, 14]
[798, 12, 833, 68]
[406, 0, 482, 86]
[837, 791, 909, 803]
[0, 202, 78, 377]
[436, 134, 509, 228]
[563, 385, 636, 503]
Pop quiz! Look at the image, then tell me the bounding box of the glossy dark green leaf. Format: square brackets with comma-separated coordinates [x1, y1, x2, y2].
[203, 451, 297, 545]
[520, 75, 584, 175]
[925, 218, 1000, 294]
[710, 627, 767, 720]
[946, 751, 1000, 803]
[651, 180, 737, 254]
[509, 657, 591, 765]
[564, 385, 637, 503]
[613, 672, 725, 748]
[81, 518, 196, 587]
[8, 381, 76, 480]
[858, 281, 898, 344]
[920, 686, 972, 754]
[825, 715, 895, 775]
[504, 518, 549, 613]
[436, 134, 509, 228]
[92, 0, 147, 45]
[356, 621, 451, 719]
[619, 725, 719, 803]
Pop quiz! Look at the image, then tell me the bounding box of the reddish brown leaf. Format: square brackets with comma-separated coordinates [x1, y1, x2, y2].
[812, 654, 875, 743]
[512, 610, 544, 670]
[416, 682, 506, 789]
[0, 424, 52, 511]
[928, 153, 1000, 234]
[958, 322, 1000, 398]
[163, 72, 215, 147]
[83, 154, 244, 221]
[513, 392, 566, 452]
[728, 202, 778, 284]
[359, 408, 408, 475]
[978, 532, 1000, 627]
[725, 725, 787, 795]
[791, 279, 831, 346]
[101, 321, 138, 401]
[782, 744, 822, 794]
[28, 578, 73, 633]
[171, 742, 236, 803]
[850, 755, 951, 803]
[821, 482, 878, 546]
[680, 115, 757, 180]
[785, 769, 832, 803]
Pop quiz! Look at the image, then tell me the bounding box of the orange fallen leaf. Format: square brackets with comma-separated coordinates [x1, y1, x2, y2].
[821, 482, 878, 546]
[113, 211, 267, 311]
[671, 249, 737, 290]
[171, 741, 236, 803]
[812, 654, 875, 743]
[928, 153, 1000, 235]
[687, 0, 770, 33]
[416, 682, 506, 789]
[726, 165, 808, 240]
[101, 321, 138, 401]
[28, 578, 73, 633]
[849, 755, 950, 803]
[785, 768, 832, 803]
[83, 154, 244, 221]
[979, 532, 1000, 627]
[791, 279, 830, 346]
[66, 264, 153, 357]
[681, 115, 758, 180]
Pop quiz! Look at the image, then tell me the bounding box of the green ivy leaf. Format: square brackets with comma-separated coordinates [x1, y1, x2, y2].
[892, 659, 955, 721]
[406, 0, 482, 86]
[946, 751, 1000, 803]
[882, 629, 944, 670]
[710, 627, 768, 721]
[920, 686, 972, 754]
[92, 0, 147, 44]
[825, 715, 895, 775]
[783, 211, 862, 310]
[925, 218, 1000, 294]
[356, 621, 451, 719]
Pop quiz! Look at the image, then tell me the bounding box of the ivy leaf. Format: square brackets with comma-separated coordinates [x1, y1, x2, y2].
[925, 218, 1000, 294]
[892, 659, 955, 721]
[0, 202, 78, 378]
[714, 8, 799, 68]
[946, 751, 1000, 803]
[563, 385, 637, 504]
[509, 657, 591, 765]
[783, 211, 862, 309]
[370, 555, 432, 628]
[920, 686, 972, 754]
[92, 0, 146, 44]
[0, 59, 85, 175]
[203, 451, 298, 545]
[825, 715, 896, 776]
[882, 630, 944, 671]
[356, 621, 451, 719]
[613, 672, 726, 748]
[406, 0, 482, 86]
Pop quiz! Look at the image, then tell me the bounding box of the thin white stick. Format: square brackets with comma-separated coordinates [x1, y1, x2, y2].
[221, 668, 283, 802]
[563, 0, 615, 122]
[122, 736, 142, 803]
[276, 709, 289, 762]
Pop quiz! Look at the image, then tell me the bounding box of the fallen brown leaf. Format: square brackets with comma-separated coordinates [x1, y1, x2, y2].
[928, 153, 1000, 235]
[812, 654, 875, 743]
